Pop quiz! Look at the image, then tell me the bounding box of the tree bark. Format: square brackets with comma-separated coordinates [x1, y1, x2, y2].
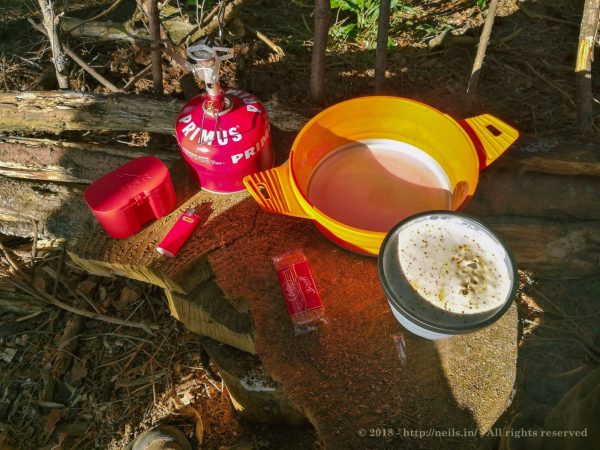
[310, 0, 331, 103]
[375, 0, 391, 93]
[145, 0, 164, 95]
[575, 0, 599, 135]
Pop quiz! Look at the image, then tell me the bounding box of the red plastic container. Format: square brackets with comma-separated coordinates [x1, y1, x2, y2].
[84, 156, 176, 239]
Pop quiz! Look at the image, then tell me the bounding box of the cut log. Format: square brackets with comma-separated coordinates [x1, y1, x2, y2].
[166, 282, 256, 354]
[202, 338, 305, 425]
[0, 91, 308, 135]
[62, 134, 598, 445]
[203, 210, 518, 448]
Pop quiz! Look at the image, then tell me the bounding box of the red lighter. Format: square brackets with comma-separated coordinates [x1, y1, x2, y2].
[156, 208, 200, 257]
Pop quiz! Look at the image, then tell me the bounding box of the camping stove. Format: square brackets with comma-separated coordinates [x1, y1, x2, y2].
[175, 44, 274, 193]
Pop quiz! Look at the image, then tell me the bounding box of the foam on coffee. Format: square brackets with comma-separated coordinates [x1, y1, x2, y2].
[394, 215, 512, 326]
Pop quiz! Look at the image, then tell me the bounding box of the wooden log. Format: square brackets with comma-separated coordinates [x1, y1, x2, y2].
[202, 338, 305, 425]
[0, 176, 91, 240]
[166, 282, 256, 354]
[0, 91, 307, 135]
[60, 16, 150, 42]
[0, 136, 179, 184]
[0, 91, 182, 134]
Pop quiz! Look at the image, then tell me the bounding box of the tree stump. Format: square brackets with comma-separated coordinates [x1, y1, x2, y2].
[2, 95, 598, 446]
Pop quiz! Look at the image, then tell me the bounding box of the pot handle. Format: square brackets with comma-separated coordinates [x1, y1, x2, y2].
[462, 114, 519, 170]
[243, 164, 311, 219]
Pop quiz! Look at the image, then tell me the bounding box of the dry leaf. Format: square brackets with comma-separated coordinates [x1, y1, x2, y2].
[33, 274, 46, 293]
[77, 280, 96, 296]
[70, 359, 88, 382]
[45, 408, 69, 434]
[180, 405, 204, 446]
[114, 286, 138, 311]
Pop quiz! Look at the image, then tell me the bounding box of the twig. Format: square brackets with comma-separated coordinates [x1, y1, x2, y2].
[531, 286, 600, 357]
[52, 244, 66, 297]
[65, 0, 125, 33]
[375, 0, 391, 93]
[123, 64, 152, 91]
[310, 0, 331, 103]
[243, 23, 284, 56]
[176, 3, 219, 46]
[52, 315, 84, 377]
[37, 0, 70, 89]
[63, 44, 122, 92]
[31, 219, 38, 265]
[519, 2, 580, 29]
[521, 60, 577, 108]
[146, 0, 164, 95]
[0, 241, 24, 273]
[3, 270, 158, 335]
[575, 0, 599, 135]
[466, 0, 500, 109]
[29, 19, 122, 92]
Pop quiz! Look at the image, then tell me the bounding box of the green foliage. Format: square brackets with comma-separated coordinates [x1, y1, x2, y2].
[474, 0, 489, 10]
[329, 0, 405, 48]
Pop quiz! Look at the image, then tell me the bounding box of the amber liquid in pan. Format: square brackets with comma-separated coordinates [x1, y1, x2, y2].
[307, 139, 453, 232]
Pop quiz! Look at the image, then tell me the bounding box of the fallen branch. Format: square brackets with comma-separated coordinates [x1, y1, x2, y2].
[466, 0, 499, 109]
[519, 2, 580, 29]
[64, 0, 126, 34]
[243, 23, 284, 56]
[60, 16, 150, 42]
[517, 156, 600, 177]
[123, 65, 152, 91]
[2, 267, 159, 335]
[575, 0, 599, 135]
[30, 19, 122, 93]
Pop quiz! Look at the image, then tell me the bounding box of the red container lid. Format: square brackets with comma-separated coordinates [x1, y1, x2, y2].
[85, 156, 171, 214]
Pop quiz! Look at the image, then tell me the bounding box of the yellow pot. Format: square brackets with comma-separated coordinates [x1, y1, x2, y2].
[243, 96, 518, 255]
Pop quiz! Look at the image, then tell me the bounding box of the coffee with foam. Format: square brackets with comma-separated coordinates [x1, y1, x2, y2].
[384, 214, 514, 329]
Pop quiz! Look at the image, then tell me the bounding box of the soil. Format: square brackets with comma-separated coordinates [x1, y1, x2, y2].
[0, 0, 598, 449]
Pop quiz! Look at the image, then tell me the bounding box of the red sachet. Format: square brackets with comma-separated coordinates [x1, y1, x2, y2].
[273, 250, 325, 335]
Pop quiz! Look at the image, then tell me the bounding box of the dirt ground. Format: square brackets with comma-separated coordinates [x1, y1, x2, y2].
[0, 0, 599, 449]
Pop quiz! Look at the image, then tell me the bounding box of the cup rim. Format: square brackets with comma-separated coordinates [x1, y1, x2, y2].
[377, 210, 518, 335]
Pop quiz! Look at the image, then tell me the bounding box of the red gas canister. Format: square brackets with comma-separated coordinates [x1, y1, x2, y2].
[175, 45, 274, 193]
[84, 156, 176, 239]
